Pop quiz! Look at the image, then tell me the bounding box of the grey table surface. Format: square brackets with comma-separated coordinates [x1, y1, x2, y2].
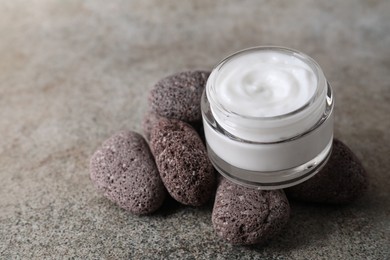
[0, 0, 389, 259]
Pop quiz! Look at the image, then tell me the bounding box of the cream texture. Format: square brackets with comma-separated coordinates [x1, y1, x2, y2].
[215, 51, 317, 117]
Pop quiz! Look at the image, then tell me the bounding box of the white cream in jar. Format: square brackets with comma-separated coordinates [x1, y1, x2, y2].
[201, 47, 334, 189]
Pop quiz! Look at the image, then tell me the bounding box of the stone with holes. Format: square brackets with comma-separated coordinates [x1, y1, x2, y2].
[142, 110, 205, 143]
[150, 118, 215, 206]
[285, 138, 368, 204]
[149, 70, 210, 123]
[212, 178, 290, 245]
[90, 131, 166, 214]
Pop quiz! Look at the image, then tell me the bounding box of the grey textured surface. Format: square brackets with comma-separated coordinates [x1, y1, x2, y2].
[0, 0, 389, 259]
[212, 178, 290, 245]
[150, 118, 215, 207]
[90, 131, 166, 215]
[149, 70, 210, 122]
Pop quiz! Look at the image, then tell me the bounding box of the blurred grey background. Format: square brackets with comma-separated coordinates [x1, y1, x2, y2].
[0, 0, 389, 259]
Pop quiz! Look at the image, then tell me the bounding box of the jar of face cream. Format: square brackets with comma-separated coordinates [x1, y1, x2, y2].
[201, 46, 334, 189]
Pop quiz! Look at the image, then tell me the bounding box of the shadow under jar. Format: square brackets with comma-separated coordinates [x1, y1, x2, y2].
[201, 46, 334, 189]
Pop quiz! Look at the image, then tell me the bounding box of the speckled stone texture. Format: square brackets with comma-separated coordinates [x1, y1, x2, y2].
[212, 178, 290, 245]
[150, 118, 215, 206]
[1, 0, 389, 259]
[90, 131, 166, 214]
[149, 71, 210, 123]
[285, 139, 368, 204]
[142, 109, 204, 142]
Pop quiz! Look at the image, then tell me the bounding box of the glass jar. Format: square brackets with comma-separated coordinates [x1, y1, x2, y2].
[201, 46, 334, 189]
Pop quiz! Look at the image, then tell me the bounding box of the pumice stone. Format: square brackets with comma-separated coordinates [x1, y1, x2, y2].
[150, 118, 215, 206]
[149, 71, 210, 123]
[90, 131, 166, 214]
[285, 138, 368, 204]
[212, 178, 290, 245]
[142, 109, 204, 142]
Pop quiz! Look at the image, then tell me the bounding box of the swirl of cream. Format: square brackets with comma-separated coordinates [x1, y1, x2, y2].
[215, 51, 317, 117]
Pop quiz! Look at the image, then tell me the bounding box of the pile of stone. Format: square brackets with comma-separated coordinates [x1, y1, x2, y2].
[89, 71, 368, 245]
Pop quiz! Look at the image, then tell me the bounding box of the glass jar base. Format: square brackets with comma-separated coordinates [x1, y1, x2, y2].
[207, 140, 332, 190]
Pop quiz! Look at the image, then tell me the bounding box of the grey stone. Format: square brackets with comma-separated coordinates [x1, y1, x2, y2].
[142, 109, 204, 142]
[212, 178, 290, 245]
[150, 118, 215, 206]
[90, 131, 166, 214]
[149, 71, 210, 123]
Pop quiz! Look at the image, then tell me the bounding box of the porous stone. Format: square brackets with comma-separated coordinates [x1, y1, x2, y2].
[90, 131, 166, 214]
[285, 138, 368, 204]
[150, 118, 215, 206]
[149, 71, 210, 123]
[142, 110, 205, 143]
[212, 178, 290, 245]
